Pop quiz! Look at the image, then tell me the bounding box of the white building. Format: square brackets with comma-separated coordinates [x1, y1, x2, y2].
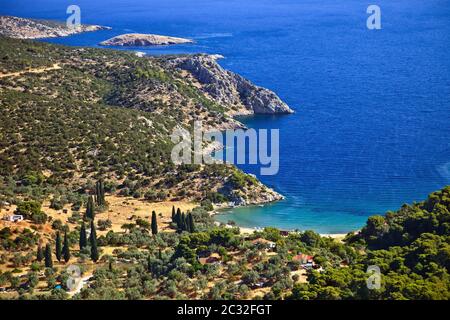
[4, 215, 24, 222]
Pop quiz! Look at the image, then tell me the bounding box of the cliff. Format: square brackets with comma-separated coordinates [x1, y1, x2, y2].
[0, 15, 110, 39]
[162, 54, 294, 115]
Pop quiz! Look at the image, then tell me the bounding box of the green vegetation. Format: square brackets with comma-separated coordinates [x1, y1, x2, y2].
[0, 36, 269, 212]
[79, 221, 87, 250]
[90, 221, 99, 262]
[229, 171, 254, 190]
[0, 37, 449, 300]
[151, 211, 158, 235]
[0, 187, 449, 299]
[95, 180, 106, 207]
[62, 231, 70, 263]
[44, 244, 52, 268]
[15, 201, 47, 224]
[289, 186, 450, 300]
[36, 245, 43, 262]
[85, 196, 95, 221]
[55, 232, 62, 262]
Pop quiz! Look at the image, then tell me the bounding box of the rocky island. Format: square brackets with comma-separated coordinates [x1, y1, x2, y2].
[99, 33, 193, 46]
[0, 15, 110, 39]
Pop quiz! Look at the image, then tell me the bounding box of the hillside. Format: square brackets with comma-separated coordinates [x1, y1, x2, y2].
[1, 36, 448, 301]
[289, 186, 450, 300]
[0, 36, 285, 207]
[1, 181, 448, 300]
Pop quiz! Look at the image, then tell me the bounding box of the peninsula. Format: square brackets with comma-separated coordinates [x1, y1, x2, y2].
[0, 15, 110, 39]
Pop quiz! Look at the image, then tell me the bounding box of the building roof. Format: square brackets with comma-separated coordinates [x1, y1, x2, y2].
[292, 254, 314, 262]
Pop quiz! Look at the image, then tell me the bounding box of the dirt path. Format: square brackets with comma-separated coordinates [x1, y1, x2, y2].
[0, 63, 61, 78]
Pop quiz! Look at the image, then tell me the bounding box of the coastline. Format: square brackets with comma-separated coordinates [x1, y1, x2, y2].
[239, 226, 347, 239]
[214, 222, 349, 241]
[211, 208, 351, 240]
[2, 14, 345, 240]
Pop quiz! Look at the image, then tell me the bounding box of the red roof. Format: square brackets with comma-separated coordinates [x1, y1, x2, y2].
[292, 254, 313, 262]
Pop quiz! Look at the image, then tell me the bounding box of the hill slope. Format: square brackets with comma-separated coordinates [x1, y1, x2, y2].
[0, 36, 284, 206]
[0, 15, 110, 39]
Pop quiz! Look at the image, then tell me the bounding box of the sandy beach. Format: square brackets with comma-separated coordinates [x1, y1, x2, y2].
[212, 209, 350, 240]
[240, 226, 346, 239]
[217, 223, 349, 241]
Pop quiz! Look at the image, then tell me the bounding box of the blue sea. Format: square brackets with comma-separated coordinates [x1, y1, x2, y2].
[2, 0, 450, 233]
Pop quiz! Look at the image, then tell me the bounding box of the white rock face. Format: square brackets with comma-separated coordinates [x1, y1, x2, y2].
[99, 33, 193, 46]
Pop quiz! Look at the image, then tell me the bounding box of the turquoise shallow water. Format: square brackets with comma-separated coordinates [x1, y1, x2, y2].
[2, 0, 450, 233]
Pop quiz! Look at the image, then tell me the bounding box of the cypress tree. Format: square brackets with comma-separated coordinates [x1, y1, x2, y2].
[102, 181, 106, 204]
[44, 243, 53, 268]
[181, 212, 186, 231]
[175, 212, 181, 229]
[95, 180, 106, 207]
[62, 231, 71, 263]
[86, 195, 95, 220]
[185, 213, 191, 232]
[55, 231, 62, 262]
[95, 181, 100, 206]
[37, 244, 44, 262]
[188, 212, 195, 233]
[185, 213, 191, 233]
[79, 221, 87, 250]
[101, 181, 105, 205]
[90, 220, 99, 262]
[151, 211, 158, 235]
[171, 206, 176, 222]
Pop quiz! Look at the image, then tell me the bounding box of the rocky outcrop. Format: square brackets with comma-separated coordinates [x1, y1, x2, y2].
[0, 15, 110, 39]
[163, 54, 294, 115]
[229, 186, 284, 207]
[218, 174, 284, 207]
[100, 33, 193, 46]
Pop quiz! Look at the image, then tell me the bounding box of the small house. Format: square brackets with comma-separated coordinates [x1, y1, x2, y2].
[292, 253, 314, 265]
[280, 230, 290, 237]
[251, 238, 276, 249]
[302, 262, 314, 270]
[4, 215, 24, 222]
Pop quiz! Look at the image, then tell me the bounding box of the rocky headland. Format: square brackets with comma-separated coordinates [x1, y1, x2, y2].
[163, 54, 294, 115]
[0, 15, 110, 39]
